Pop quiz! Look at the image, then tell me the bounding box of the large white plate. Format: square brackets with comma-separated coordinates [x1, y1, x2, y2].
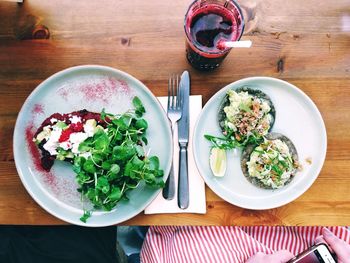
[193, 77, 327, 209]
[13, 65, 172, 226]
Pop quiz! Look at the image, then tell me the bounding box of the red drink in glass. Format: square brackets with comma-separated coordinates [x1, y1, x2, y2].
[184, 0, 245, 71]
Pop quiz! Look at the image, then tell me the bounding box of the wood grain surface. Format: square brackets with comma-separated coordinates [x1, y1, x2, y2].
[0, 0, 349, 226]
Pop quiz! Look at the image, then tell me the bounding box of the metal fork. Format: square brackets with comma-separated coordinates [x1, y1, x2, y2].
[162, 74, 182, 200]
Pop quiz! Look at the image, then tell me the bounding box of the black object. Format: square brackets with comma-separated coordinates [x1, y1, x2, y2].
[0, 225, 117, 263]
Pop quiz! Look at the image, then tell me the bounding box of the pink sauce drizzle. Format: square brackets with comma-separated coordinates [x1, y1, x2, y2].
[118, 79, 131, 93]
[32, 104, 44, 115]
[57, 76, 131, 103]
[58, 88, 69, 101]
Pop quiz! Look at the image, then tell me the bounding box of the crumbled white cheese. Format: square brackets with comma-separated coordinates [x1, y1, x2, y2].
[70, 132, 89, 154]
[43, 128, 62, 155]
[69, 115, 81, 124]
[59, 141, 72, 150]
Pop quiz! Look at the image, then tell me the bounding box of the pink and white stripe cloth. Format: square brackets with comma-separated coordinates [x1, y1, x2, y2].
[141, 226, 350, 263]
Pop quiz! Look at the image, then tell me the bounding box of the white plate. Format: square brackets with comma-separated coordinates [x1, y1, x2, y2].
[193, 77, 327, 209]
[13, 65, 172, 226]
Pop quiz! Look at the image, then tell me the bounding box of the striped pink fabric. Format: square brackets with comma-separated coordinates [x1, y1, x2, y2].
[140, 226, 350, 263]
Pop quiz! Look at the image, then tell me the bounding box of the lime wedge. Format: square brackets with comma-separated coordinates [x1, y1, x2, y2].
[209, 148, 227, 177]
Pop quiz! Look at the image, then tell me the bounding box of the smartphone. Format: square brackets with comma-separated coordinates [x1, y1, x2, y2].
[287, 243, 337, 263]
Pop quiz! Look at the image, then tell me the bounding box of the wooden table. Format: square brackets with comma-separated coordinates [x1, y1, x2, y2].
[0, 0, 349, 226]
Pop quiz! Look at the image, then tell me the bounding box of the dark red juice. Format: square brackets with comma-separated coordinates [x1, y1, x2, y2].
[185, 3, 244, 70]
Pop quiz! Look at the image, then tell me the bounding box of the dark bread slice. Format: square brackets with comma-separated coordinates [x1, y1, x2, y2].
[218, 86, 276, 138]
[240, 132, 298, 189]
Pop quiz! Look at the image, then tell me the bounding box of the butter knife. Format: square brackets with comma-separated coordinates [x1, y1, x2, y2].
[177, 71, 190, 209]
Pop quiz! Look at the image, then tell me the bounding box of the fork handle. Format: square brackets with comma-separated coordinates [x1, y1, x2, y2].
[162, 122, 176, 200]
[178, 143, 189, 209]
[162, 161, 175, 200]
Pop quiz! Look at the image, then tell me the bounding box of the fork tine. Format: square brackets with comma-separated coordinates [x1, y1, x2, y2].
[168, 74, 183, 111]
[172, 74, 176, 109]
[170, 75, 172, 109]
[167, 76, 171, 111]
[176, 74, 181, 109]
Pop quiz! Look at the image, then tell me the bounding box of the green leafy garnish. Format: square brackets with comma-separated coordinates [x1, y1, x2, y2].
[271, 164, 283, 176]
[132, 97, 146, 117]
[204, 135, 240, 150]
[204, 132, 262, 150]
[100, 108, 114, 122]
[73, 96, 163, 222]
[80, 210, 92, 223]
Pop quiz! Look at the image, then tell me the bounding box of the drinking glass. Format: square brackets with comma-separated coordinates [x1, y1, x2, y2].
[184, 0, 245, 70]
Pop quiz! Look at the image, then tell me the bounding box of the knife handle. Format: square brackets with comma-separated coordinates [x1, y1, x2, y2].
[162, 160, 175, 200]
[178, 143, 189, 209]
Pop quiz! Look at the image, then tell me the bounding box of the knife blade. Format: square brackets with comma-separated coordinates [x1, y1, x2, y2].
[177, 70, 190, 209]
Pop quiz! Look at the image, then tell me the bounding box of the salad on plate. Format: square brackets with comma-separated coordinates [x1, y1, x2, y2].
[33, 96, 164, 222]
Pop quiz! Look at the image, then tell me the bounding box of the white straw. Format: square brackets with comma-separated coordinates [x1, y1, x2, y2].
[221, 40, 252, 48]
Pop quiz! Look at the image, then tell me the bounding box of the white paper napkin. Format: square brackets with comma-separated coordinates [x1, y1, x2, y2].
[144, 95, 206, 214]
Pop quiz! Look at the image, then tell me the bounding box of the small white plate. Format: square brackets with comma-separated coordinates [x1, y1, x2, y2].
[13, 65, 172, 226]
[193, 77, 327, 209]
